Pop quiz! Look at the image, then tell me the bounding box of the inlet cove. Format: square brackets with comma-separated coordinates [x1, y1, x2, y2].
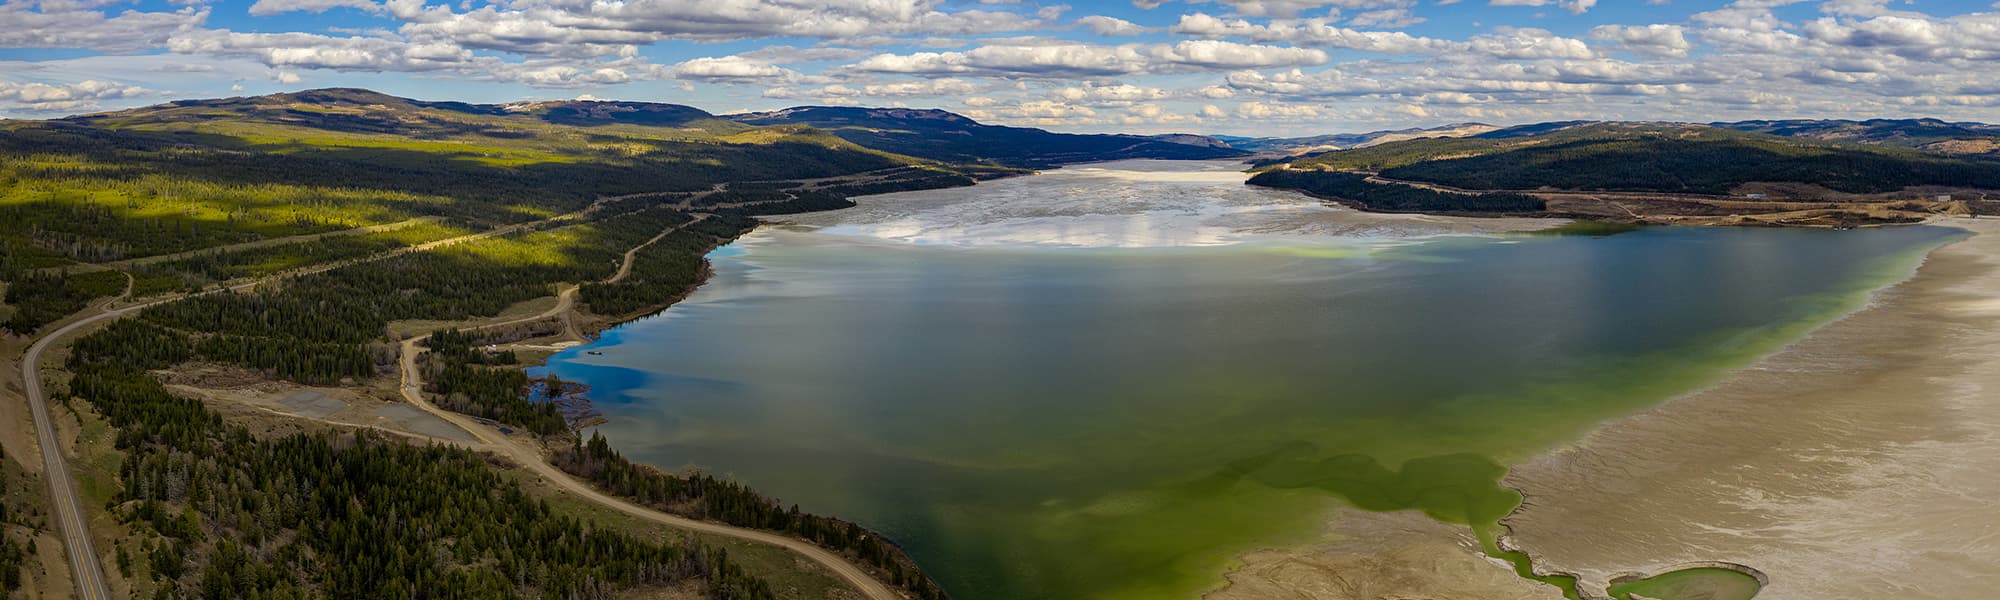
[539, 162, 1959, 600]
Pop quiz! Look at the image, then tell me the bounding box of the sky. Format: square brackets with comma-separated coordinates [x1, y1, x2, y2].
[1, 0, 1997, 134]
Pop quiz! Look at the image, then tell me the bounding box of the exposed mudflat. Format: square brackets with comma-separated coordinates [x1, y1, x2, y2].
[1207, 220, 1998, 599]
[1504, 217, 2000, 598]
[1208, 509, 1561, 600]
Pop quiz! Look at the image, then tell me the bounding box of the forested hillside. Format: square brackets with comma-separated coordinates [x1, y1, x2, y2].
[1, 88, 972, 599]
[1246, 170, 1543, 213]
[0, 89, 928, 268]
[1718, 118, 2000, 155]
[1270, 122, 2000, 195]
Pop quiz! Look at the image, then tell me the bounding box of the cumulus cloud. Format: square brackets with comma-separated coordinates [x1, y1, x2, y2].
[1235, 100, 1324, 119]
[167, 29, 480, 73]
[763, 78, 983, 101]
[13, 0, 2000, 132]
[1489, 0, 1598, 15]
[0, 1, 208, 53]
[848, 40, 1324, 78]
[1056, 83, 1168, 105]
[388, 0, 1047, 59]
[1173, 13, 1590, 59]
[1348, 8, 1423, 27]
[1150, 40, 1328, 69]
[1075, 15, 1146, 36]
[666, 56, 798, 83]
[1589, 24, 1692, 57]
[1172, 13, 1456, 54]
[1192, 0, 1415, 19]
[0, 79, 151, 112]
[247, 0, 382, 16]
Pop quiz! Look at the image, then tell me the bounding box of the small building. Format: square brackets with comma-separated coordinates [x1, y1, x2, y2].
[1744, 193, 1767, 200]
[1935, 194, 1953, 202]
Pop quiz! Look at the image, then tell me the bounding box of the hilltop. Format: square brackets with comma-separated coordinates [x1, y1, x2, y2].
[1716, 118, 2000, 156]
[725, 105, 1246, 167]
[1225, 122, 1500, 156]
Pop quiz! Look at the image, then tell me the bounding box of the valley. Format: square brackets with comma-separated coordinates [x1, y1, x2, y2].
[3, 88, 1999, 600]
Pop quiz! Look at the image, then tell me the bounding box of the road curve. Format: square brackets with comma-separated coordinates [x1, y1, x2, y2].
[21, 303, 144, 600]
[12, 212, 603, 598]
[17, 200, 901, 600]
[396, 336, 902, 600]
[393, 219, 902, 600]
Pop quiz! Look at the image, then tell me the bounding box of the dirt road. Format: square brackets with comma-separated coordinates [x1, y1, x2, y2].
[394, 276, 902, 600]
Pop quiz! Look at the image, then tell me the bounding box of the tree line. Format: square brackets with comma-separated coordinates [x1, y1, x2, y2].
[421, 329, 568, 436]
[62, 317, 782, 599]
[556, 432, 951, 600]
[1248, 169, 1545, 213]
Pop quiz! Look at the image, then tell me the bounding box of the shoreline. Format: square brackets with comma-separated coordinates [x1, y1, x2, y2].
[1209, 219, 1983, 600]
[563, 167, 1985, 600]
[1249, 174, 1972, 229]
[1499, 215, 2000, 598]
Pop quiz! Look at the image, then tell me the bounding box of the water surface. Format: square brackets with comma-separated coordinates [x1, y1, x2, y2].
[540, 160, 1956, 599]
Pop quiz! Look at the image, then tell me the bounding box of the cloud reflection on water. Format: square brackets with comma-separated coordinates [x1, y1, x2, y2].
[768, 159, 1560, 248]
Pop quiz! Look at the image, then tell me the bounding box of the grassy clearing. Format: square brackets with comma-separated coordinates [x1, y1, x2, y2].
[0, 158, 449, 262]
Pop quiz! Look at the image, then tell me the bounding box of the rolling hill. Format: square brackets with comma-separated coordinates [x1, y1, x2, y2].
[1, 88, 1000, 267]
[3, 88, 984, 600]
[1261, 121, 2000, 196]
[724, 106, 1248, 167]
[1717, 118, 2000, 156]
[1226, 122, 1500, 155]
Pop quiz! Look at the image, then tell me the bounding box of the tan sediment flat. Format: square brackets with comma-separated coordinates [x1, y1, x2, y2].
[1206, 218, 2000, 600]
[1504, 217, 2000, 598]
[1208, 509, 1563, 600]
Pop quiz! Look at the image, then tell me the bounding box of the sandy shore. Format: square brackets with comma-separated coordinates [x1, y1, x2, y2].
[1213, 218, 2000, 599]
[1209, 508, 1562, 600]
[1504, 217, 2000, 598]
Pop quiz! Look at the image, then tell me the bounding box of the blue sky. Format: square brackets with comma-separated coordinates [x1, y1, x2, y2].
[2, 0, 1998, 134]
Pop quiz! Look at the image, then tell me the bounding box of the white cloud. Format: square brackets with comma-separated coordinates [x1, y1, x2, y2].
[1076, 15, 1147, 36]
[390, 0, 1047, 59]
[847, 40, 1324, 78]
[0, 2, 208, 53]
[1192, 0, 1415, 19]
[1235, 100, 1324, 118]
[1150, 39, 1328, 69]
[1056, 83, 1168, 105]
[1348, 8, 1423, 28]
[167, 29, 481, 72]
[1589, 24, 1692, 57]
[0, 79, 151, 112]
[1174, 13, 1590, 59]
[667, 56, 798, 83]
[763, 78, 983, 101]
[1488, 0, 1597, 15]
[247, 0, 382, 16]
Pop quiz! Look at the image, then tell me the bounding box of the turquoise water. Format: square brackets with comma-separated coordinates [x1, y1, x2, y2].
[538, 161, 1959, 599]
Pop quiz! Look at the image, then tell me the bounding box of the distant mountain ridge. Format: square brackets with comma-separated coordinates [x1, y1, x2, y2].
[1263, 120, 2000, 196]
[1714, 118, 2000, 155]
[724, 105, 1247, 167]
[67, 88, 1245, 168]
[1223, 123, 1500, 153]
